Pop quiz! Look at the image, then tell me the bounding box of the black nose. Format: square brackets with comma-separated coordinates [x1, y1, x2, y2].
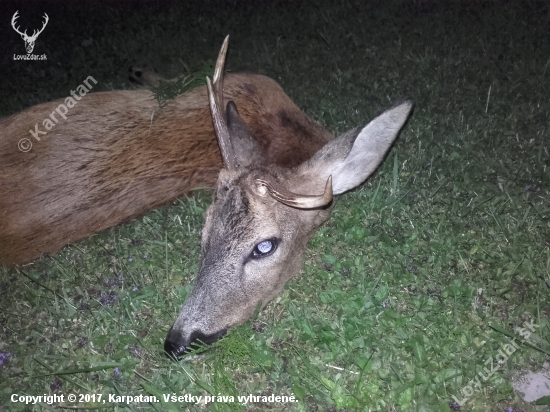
[164, 328, 227, 360]
[164, 329, 188, 360]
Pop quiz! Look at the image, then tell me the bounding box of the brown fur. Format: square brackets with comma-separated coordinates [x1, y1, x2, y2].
[0, 73, 332, 266]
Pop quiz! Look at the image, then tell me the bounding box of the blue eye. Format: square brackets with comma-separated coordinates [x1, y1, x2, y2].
[252, 238, 278, 259]
[257, 241, 272, 253]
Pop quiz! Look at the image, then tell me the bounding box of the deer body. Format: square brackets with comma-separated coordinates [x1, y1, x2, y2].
[1, 37, 413, 358]
[0, 73, 331, 266]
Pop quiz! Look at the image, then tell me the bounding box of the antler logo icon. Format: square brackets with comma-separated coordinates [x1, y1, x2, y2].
[11, 11, 49, 54]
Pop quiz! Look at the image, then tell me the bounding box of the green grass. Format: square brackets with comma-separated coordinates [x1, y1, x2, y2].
[1, 1, 549, 411]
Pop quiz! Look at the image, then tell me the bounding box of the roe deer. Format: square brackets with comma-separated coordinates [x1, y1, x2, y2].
[0, 40, 331, 267]
[164, 37, 413, 358]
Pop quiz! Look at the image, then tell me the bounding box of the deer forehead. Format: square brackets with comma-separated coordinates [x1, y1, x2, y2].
[204, 169, 310, 245]
[203, 177, 273, 245]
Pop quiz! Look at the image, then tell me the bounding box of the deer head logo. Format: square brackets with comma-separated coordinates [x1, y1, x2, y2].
[11, 11, 49, 54]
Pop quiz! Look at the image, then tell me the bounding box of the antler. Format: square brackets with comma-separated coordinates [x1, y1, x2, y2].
[11, 11, 27, 37]
[206, 35, 238, 170]
[11, 11, 49, 40]
[256, 176, 333, 209]
[30, 13, 49, 40]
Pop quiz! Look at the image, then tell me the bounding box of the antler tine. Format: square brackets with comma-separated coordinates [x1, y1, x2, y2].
[256, 175, 333, 209]
[206, 35, 237, 170]
[213, 35, 229, 88]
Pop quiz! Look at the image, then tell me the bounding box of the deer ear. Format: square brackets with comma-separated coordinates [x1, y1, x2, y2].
[226, 101, 264, 167]
[300, 101, 413, 195]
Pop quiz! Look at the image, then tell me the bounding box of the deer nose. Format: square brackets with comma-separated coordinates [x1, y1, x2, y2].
[164, 328, 227, 360]
[164, 329, 189, 360]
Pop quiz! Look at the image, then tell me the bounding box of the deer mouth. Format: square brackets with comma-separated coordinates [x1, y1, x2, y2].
[164, 327, 227, 360]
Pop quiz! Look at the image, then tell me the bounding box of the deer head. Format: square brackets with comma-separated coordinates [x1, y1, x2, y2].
[11, 11, 49, 54]
[164, 36, 413, 359]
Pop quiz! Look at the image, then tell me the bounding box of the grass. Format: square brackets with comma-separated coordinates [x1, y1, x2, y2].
[1, 0, 549, 411]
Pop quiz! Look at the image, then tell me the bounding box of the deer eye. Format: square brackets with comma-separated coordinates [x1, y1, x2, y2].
[251, 238, 278, 259]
